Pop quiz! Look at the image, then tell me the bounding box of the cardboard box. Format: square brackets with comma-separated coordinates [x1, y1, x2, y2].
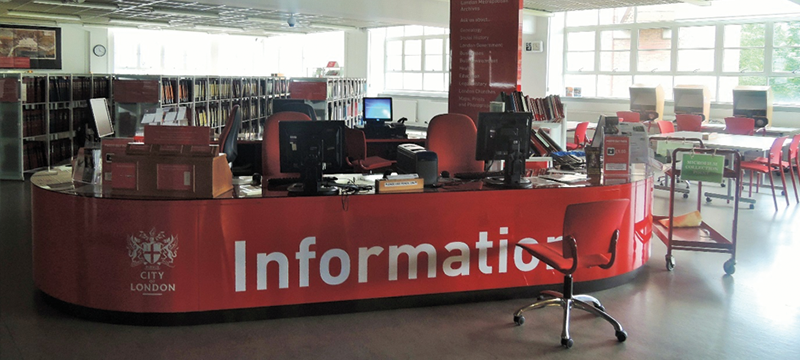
[144, 125, 211, 146]
[110, 153, 232, 199]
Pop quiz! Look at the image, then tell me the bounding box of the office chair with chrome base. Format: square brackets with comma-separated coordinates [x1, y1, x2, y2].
[218, 104, 242, 166]
[513, 199, 630, 349]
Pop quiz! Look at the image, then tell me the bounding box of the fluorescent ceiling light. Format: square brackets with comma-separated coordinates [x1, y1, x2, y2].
[247, 16, 286, 25]
[152, 8, 219, 19]
[108, 19, 170, 27]
[6, 10, 81, 21]
[312, 23, 359, 31]
[679, 0, 713, 6]
[32, 0, 119, 11]
[195, 25, 244, 32]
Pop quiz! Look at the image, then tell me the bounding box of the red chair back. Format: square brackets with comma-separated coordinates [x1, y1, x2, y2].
[724, 117, 755, 135]
[790, 134, 800, 161]
[344, 127, 367, 162]
[656, 121, 675, 134]
[562, 199, 630, 259]
[675, 114, 703, 132]
[426, 113, 483, 174]
[616, 111, 641, 123]
[573, 122, 589, 146]
[767, 136, 789, 165]
[262, 111, 311, 177]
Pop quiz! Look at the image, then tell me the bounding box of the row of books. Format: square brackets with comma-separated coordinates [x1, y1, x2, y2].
[162, 81, 190, 104]
[499, 92, 565, 122]
[72, 77, 94, 101]
[22, 77, 47, 103]
[49, 77, 71, 102]
[23, 139, 73, 170]
[48, 108, 71, 133]
[22, 107, 46, 137]
[327, 80, 365, 100]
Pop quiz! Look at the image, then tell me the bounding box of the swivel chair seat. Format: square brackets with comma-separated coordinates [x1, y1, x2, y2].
[513, 199, 630, 348]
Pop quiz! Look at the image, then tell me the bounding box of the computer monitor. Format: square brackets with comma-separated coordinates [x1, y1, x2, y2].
[279, 120, 346, 196]
[363, 97, 393, 126]
[475, 112, 533, 189]
[89, 98, 114, 138]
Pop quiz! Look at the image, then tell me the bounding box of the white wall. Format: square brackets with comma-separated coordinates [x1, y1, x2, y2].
[344, 30, 368, 78]
[520, 13, 550, 98]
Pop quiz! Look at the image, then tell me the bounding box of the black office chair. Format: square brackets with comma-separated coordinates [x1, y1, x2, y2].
[278, 102, 317, 121]
[218, 105, 241, 165]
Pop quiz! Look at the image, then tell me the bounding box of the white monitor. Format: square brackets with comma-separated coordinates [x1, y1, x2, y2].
[89, 98, 114, 138]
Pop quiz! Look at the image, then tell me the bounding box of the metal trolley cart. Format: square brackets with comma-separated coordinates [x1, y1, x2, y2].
[652, 148, 742, 275]
[649, 136, 705, 200]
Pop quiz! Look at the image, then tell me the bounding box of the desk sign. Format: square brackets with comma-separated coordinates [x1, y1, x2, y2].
[604, 136, 630, 176]
[680, 153, 725, 183]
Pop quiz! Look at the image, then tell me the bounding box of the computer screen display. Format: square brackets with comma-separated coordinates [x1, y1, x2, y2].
[89, 98, 114, 138]
[278, 120, 345, 195]
[363, 97, 393, 123]
[475, 112, 532, 162]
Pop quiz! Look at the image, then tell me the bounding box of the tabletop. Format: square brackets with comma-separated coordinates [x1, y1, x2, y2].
[660, 131, 783, 152]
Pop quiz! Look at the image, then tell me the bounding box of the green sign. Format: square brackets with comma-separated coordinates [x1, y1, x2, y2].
[680, 153, 725, 183]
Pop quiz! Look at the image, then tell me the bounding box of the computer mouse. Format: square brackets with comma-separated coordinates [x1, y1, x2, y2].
[251, 173, 262, 186]
[441, 171, 450, 179]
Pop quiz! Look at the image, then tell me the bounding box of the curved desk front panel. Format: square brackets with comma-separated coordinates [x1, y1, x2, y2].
[32, 178, 652, 314]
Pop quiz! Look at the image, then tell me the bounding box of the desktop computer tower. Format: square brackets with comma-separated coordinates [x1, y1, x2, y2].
[397, 143, 438, 186]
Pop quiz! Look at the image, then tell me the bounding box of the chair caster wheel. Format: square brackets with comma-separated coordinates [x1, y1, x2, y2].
[616, 330, 628, 342]
[749, 204, 755, 209]
[724, 259, 736, 275]
[561, 338, 573, 349]
[720, 183, 726, 188]
[537, 295, 546, 301]
[666, 255, 675, 271]
[706, 197, 712, 203]
[514, 315, 525, 326]
[683, 193, 689, 199]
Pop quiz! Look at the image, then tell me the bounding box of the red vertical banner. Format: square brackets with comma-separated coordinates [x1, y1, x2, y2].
[449, 0, 523, 123]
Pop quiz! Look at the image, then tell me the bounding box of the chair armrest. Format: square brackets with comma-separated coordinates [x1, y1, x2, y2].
[599, 229, 619, 270]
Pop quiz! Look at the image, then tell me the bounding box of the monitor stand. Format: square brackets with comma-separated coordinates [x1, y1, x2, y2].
[287, 155, 339, 196]
[484, 145, 532, 189]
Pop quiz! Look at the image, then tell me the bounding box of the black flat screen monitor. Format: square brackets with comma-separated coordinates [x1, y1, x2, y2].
[475, 112, 533, 189]
[279, 120, 345, 196]
[363, 97, 393, 126]
[89, 98, 114, 138]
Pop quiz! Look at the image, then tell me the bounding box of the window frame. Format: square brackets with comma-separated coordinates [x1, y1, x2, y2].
[383, 26, 450, 93]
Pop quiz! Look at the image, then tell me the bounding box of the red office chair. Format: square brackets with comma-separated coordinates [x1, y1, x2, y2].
[566, 122, 589, 150]
[616, 111, 641, 123]
[790, 134, 800, 203]
[514, 199, 630, 349]
[675, 114, 703, 132]
[426, 113, 483, 174]
[741, 136, 790, 211]
[218, 105, 241, 164]
[344, 127, 395, 173]
[656, 120, 675, 134]
[724, 117, 755, 136]
[262, 111, 311, 178]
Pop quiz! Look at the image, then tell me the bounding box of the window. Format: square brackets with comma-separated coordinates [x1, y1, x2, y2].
[382, 25, 450, 92]
[561, 1, 800, 104]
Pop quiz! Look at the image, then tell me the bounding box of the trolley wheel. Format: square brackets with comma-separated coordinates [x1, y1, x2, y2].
[514, 315, 525, 326]
[782, 190, 786, 196]
[706, 197, 712, 203]
[749, 204, 755, 209]
[561, 338, 574, 349]
[616, 330, 628, 342]
[724, 259, 736, 275]
[666, 255, 675, 271]
[683, 193, 689, 199]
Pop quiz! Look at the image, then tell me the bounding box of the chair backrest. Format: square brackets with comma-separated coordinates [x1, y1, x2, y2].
[790, 134, 800, 160]
[767, 136, 789, 165]
[426, 113, 483, 174]
[562, 199, 630, 259]
[262, 111, 312, 177]
[277, 103, 317, 121]
[724, 117, 755, 135]
[218, 105, 241, 163]
[573, 122, 589, 145]
[675, 114, 703, 132]
[344, 127, 367, 162]
[616, 111, 641, 123]
[656, 120, 675, 134]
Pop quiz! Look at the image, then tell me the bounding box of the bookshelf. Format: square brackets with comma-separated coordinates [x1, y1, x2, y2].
[0, 73, 113, 180]
[289, 77, 366, 127]
[112, 75, 290, 139]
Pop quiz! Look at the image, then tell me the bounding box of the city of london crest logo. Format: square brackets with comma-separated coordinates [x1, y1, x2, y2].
[127, 228, 178, 268]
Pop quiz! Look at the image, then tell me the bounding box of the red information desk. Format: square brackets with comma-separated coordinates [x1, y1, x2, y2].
[31, 172, 652, 320]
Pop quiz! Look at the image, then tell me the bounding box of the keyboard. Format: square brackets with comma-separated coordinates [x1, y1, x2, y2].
[453, 171, 504, 180]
